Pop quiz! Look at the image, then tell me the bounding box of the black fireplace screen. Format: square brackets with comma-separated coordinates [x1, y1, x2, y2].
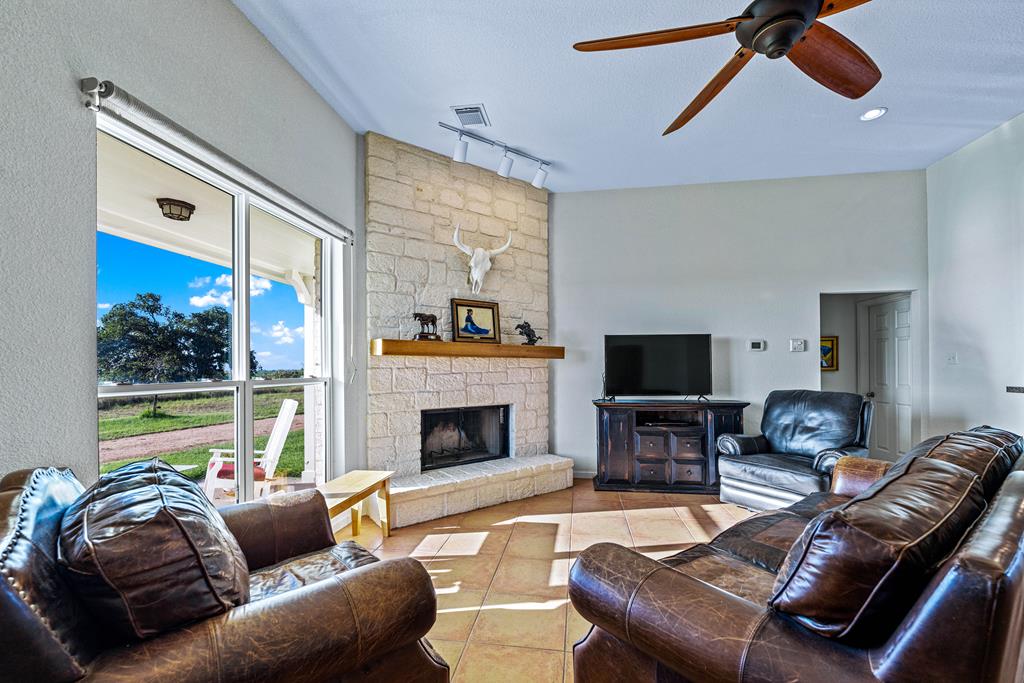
[421, 405, 510, 471]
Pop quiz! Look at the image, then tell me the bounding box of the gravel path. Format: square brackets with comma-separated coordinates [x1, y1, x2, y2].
[99, 415, 305, 464]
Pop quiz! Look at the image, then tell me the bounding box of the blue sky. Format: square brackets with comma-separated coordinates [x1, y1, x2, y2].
[97, 233, 306, 371]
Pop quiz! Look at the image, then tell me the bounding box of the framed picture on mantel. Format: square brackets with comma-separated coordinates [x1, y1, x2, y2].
[451, 298, 500, 343]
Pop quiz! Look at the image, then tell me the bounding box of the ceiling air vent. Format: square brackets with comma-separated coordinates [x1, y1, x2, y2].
[451, 104, 491, 127]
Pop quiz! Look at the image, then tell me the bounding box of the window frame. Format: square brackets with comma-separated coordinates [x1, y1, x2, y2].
[96, 114, 342, 501]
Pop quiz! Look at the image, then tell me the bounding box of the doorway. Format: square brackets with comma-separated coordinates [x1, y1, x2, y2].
[858, 293, 914, 460]
[820, 291, 921, 460]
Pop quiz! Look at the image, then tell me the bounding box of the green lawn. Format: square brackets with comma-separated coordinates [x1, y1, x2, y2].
[100, 429, 307, 480]
[99, 387, 305, 441]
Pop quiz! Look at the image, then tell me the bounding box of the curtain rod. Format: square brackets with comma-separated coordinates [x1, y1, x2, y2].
[81, 78, 354, 245]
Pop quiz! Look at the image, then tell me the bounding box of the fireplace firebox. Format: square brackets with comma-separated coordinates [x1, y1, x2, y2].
[421, 405, 510, 471]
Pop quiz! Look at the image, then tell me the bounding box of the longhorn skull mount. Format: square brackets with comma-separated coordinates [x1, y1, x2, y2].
[452, 225, 512, 295]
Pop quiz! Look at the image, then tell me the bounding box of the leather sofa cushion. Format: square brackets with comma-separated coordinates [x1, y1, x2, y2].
[59, 459, 249, 641]
[762, 389, 865, 457]
[708, 494, 848, 574]
[770, 457, 985, 644]
[710, 510, 811, 574]
[662, 545, 778, 605]
[784, 491, 849, 519]
[719, 452, 830, 496]
[249, 540, 379, 602]
[906, 428, 1022, 499]
[968, 425, 1024, 458]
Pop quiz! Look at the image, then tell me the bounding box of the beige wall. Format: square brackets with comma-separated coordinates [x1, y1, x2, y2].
[819, 294, 860, 394]
[363, 133, 551, 476]
[927, 111, 1024, 434]
[550, 171, 929, 475]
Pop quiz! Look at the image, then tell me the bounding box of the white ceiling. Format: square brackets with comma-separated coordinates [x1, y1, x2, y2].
[97, 132, 318, 284]
[234, 0, 1024, 193]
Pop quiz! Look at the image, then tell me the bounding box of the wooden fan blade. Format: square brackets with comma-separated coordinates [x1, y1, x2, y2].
[574, 17, 752, 52]
[787, 22, 881, 99]
[818, 0, 872, 19]
[663, 48, 756, 136]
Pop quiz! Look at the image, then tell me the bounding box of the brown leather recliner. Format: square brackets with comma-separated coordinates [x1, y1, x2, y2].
[0, 467, 449, 682]
[570, 426, 1024, 682]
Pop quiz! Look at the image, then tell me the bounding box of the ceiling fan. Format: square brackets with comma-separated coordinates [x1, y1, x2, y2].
[574, 0, 881, 136]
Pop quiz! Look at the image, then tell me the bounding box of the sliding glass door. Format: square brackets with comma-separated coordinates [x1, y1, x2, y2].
[96, 128, 338, 505]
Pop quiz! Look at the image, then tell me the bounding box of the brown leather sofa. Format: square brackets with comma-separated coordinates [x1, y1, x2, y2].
[570, 426, 1024, 682]
[0, 467, 449, 682]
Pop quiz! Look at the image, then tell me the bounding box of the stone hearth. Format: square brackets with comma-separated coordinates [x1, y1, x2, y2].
[390, 455, 573, 528]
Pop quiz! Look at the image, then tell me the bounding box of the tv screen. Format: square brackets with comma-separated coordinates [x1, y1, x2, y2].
[604, 334, 712, 397]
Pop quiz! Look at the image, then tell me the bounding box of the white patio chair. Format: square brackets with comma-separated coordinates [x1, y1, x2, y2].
[203, 398, 298, 500]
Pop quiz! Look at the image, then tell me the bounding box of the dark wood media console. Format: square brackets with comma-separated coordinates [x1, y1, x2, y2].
[593, 399, 749, 494]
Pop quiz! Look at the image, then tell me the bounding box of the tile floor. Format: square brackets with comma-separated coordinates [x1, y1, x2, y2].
[341, 477, 754, 683]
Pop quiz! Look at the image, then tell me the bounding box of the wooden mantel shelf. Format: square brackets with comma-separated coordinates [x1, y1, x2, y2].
[371, 339, 565, 360]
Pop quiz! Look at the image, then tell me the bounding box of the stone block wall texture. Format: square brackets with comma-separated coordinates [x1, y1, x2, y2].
[364, 133, 550, 476]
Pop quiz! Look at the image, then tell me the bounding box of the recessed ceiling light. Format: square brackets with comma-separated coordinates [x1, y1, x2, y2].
[860, 107, 888, 122]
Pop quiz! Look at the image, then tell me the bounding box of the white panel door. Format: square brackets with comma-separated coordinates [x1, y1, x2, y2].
[868, 296, 913, 460]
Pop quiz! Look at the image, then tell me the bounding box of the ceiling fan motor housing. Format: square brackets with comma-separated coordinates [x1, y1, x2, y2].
[736, 0, 820, 58]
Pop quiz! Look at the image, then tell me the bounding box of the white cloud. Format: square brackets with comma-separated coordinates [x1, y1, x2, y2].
[209, 274, 271, 297]
[188, 276, 211, 289]
[189, 289, 232, 307]
[97, 303, 111, 310]
[295, 326, 305, 338]
[250, 276, 272, 297]
[270, 320, 297, 345]
[256, 351, 272, 358]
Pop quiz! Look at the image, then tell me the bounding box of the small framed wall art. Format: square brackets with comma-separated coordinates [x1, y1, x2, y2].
[820, 336, 838, 372]
[451, 298, 501, 343]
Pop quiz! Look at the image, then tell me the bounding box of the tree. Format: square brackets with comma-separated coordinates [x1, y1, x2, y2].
[97, 293, 259, 413]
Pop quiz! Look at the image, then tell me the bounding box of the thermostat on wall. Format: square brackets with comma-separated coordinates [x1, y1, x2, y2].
[748, 339, 767, 352]
[789, 339, 807, 352]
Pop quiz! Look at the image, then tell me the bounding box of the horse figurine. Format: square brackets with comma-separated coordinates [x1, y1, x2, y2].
[413, 312, 440, 341]
[515, 321, 542, 346]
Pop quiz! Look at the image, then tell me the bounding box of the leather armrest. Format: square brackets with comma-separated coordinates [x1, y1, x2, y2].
[830, 456, 892, 498]
[813, 446, 870, 474]
[219, 489, 335, 570]
[717, 433, 769, 456]
[83, 557, 437, 683]
[569, 543, 765, 681]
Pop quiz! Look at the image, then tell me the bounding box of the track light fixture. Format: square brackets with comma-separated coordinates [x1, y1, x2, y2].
[497, 151, 514, 178]
[439, 122, 552, 187]
[452, 135, 469, 163]
[531, 163, 549, 190]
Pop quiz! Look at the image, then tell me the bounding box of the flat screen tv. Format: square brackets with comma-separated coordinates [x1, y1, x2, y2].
[604, 334, 712, 397]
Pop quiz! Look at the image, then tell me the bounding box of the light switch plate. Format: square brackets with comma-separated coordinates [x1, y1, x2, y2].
[789, 339, 807, 352]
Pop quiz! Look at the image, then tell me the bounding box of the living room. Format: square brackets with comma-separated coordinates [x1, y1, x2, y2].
[2, 1, 1023, 682]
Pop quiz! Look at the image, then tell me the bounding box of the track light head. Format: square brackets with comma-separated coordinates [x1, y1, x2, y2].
[497, 151, 514, 178]
[452, 135, 469, 163]
[531, 164, 549, 189]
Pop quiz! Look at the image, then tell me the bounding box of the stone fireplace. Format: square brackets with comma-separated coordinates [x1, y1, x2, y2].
[363, 133, 572, 527]
[421, 405, 510, 471]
